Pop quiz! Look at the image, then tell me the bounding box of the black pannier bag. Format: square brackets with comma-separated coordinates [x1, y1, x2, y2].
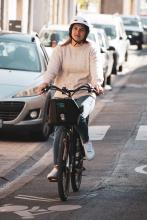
[48, 98, 83, 125]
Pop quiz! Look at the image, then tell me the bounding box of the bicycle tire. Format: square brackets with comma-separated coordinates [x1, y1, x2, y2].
[56, 127, 71, 201]
[71, 134, 84, 192]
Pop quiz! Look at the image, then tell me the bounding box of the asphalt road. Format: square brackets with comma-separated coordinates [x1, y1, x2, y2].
[0, 45, 147, 220]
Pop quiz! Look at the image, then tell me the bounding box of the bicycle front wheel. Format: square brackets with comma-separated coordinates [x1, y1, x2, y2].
[56, 127, 71, 201]
[71, 135, 84, 192]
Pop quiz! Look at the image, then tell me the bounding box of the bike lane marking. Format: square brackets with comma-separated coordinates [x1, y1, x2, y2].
[0, 190, 99, 219]
[0, 203, 81, 219]
[15, 194, 59, 202]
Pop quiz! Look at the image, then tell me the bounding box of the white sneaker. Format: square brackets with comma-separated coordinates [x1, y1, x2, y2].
[47, 166, 58, 181]
[83, 141, 95, 160]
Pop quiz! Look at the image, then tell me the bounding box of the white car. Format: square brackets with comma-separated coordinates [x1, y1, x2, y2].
[39, 24, 69, 57]
[79, 13, 130, 72]
[88, 28, 114, 88]
[140, 15, 147, 44]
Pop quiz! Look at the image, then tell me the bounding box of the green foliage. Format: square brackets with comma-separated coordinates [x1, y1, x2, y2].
[76, 0, 88, 9]
[76, 0, 98, 10]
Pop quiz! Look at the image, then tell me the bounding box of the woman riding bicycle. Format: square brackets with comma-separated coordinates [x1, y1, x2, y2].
[37, 16, 104, 181]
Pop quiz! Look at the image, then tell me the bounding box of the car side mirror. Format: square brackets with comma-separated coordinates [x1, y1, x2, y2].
[101, 47, 107, 53]
[108, 46, 115, 51]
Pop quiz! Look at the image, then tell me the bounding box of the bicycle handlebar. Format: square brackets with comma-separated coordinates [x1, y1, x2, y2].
[43, 84, 99, 97]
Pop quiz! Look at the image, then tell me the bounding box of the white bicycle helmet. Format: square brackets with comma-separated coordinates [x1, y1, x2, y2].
[70, 16, 90, 29]
[69, 16, 90, 42]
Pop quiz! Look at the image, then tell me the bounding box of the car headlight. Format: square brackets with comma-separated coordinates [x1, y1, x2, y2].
[14, 86, 39, 98]
[132, 32, 140, 36]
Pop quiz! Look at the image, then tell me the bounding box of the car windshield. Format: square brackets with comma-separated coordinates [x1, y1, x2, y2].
[0, 40, 41, 72]
[39, 29, 69, 47]
[141, 17, 147, 26]
[88, 32, 96, 42]
[93, 24, 116, 39]
[122, 17, 139, 27]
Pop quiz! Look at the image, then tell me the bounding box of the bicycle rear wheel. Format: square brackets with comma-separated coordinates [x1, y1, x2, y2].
[56, 127, 71, 201]
[71, 134, 84, 192]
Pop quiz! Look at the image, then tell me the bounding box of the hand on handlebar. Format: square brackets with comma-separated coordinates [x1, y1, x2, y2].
[94, 85, 104, 95]
[36, 83, 49, 95]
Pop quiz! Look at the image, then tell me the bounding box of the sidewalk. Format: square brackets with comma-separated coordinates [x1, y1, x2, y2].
[0, 132, 54, 198]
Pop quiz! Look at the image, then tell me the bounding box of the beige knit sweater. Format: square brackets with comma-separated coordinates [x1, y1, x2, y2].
[44, 42, 104, 98]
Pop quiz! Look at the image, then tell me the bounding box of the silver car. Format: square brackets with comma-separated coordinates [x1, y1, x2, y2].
[0, 31, 52, 141]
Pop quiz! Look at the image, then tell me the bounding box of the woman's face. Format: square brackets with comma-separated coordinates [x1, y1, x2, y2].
[71, 23, 86, 43]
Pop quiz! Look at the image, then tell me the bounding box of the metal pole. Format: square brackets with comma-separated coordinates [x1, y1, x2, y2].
[27, 0, 32, 33]
[136, 0, 140, 15]
[57, 0, 59, 24]
[1, 0, 4, 30]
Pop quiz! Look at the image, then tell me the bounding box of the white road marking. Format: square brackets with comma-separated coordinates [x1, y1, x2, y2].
[136, 125, 147, 140]
[15, 194, 59, 202]
[0, 203, 81, 219]
[0, 205, 28, 212]
[135, 165, 147, 174]
[48, 205, 81, 211]
[89, 125, 110, 140]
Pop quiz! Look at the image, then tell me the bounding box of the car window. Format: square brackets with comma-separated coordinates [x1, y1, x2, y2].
[122, 17, 139, 27]
[88, 32, 96, 42]
[39, 30, 69, 47]
[0, 40, 41, 72]
[40, 44, 49, 70]
[93, 24, 117, 39]
[97, 33, 104, 48]
[141, 17, 147, 25]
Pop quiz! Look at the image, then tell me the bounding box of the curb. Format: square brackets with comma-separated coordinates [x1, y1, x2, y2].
[0, 136, 54, 198]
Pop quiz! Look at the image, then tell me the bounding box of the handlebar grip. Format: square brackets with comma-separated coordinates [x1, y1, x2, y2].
[42, 86, 49, 93]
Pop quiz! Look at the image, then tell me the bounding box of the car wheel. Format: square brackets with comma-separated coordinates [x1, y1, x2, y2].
[137, 43, 142, 50]
[38, 121, 53, 141]
[118, 65, 123, 72]
[30, 121, 53, 141]
[35, 100, 53, 141]
[107, 74, 111, 85]
[125, 51, 128, 61]
[102, 73, 107, 88]
[111, 52, 117, 75]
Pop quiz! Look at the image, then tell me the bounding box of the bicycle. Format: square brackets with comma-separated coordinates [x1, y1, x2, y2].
[44, 84, 97, 201]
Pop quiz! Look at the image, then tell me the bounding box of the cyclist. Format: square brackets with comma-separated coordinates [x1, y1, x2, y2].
[37, 16, 104, 180]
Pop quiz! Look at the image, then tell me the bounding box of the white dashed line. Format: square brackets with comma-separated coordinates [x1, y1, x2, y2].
[89, 125, 110, 140]
[136, 125, 147, 140]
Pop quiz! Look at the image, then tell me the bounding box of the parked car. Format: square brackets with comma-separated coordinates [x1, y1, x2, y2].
[121, 15, 144, 50]
[39, 24, 69, 57]
[140, 15, 147, 44]
[88, 28, 114, 89]
[0, 31, 52, 141]
[79, 13, 130, 72]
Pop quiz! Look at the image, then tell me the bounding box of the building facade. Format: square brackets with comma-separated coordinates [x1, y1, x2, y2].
[0, 0, 77, 33]
[0, 0, 144, 33]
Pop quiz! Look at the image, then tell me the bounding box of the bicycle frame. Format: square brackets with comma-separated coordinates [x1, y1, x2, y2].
[44, 84, 95, 201]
